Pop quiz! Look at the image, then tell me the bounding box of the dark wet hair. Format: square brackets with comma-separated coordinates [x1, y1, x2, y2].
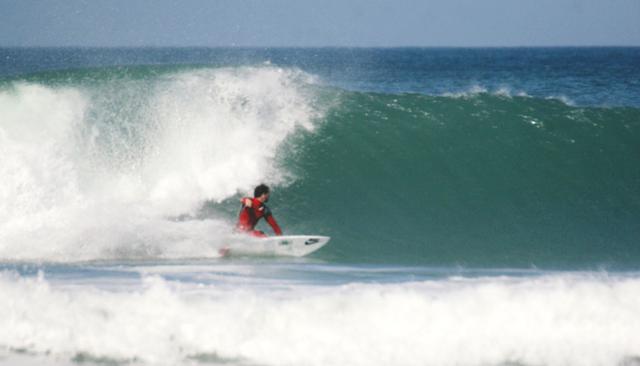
[254, 184, 270, 198]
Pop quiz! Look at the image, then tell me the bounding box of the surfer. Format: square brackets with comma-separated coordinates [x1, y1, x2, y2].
[236, 184, 283, 237]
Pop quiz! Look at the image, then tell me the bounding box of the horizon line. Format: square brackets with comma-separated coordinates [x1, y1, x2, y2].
[2, 44, 640, 49]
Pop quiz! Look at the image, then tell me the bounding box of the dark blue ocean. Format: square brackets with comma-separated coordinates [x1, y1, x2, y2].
[1, 47, 639, 366]
[3, 47, 640, 107]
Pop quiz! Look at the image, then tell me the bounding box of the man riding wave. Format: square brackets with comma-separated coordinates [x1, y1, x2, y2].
[236, 184, 282, 237]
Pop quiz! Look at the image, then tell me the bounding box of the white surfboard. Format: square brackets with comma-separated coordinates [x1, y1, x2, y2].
[219, 235, 330, 257]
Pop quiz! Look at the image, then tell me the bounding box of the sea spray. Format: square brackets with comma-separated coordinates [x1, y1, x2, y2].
[0, 67, 322, 261]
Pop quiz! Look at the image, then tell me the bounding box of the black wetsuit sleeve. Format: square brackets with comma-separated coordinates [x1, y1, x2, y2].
[263, 205, 282, 235]
[245, 202, 257, 224]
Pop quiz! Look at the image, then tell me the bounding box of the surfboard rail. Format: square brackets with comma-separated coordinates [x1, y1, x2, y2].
[219, 235, 330, 257]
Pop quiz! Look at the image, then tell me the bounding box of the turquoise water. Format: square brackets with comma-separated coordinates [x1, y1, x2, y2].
[1, 48, 640, 365]
[271, 92, 640, 267]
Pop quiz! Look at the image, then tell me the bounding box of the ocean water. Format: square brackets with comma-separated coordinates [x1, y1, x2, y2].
[1, 47, 639, 366]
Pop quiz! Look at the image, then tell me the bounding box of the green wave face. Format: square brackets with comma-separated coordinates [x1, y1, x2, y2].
[277, 91, 640, 267]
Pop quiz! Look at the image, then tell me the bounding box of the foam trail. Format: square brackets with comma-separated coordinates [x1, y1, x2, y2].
[0, 67, 320, 261]
[1, 272, 639, 366]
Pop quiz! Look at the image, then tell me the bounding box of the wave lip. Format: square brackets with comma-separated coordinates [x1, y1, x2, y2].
[1, 272, 640, 366]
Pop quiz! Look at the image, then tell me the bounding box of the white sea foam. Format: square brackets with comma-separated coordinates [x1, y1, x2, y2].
[440, 85, 580, 107]
[546, 94, 576, 106]
[441, 84, 489, 97]
[0, 67, 320, 261]
[442, 85, 536, 99]
[1, 272, 639, 366]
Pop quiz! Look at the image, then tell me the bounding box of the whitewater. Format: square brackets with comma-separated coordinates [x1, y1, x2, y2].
[0, 66, 321, 261]
[1, 47, 639, 366]
[2, 265, 640, 366]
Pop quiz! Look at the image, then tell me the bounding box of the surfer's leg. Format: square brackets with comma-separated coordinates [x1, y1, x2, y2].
[250, 230, 267, 238]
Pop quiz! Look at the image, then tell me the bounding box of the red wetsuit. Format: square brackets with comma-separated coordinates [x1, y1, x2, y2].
[236, 197, 282, 237]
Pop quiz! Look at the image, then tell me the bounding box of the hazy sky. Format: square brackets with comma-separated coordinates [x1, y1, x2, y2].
[1, 0, 639, 47]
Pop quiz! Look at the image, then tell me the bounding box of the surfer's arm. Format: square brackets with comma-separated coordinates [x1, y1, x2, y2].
[264, 210, 283, 235]
[264, 206, 282, 235]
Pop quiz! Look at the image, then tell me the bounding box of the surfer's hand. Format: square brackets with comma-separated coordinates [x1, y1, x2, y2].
[241, 197, 252, 207]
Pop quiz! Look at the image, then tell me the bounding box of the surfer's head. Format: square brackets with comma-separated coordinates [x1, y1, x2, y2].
[254, 184, 270, 203]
